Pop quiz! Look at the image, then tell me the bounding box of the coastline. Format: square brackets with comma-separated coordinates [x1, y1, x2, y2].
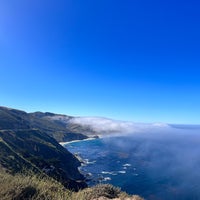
[59, 137, 99, 146]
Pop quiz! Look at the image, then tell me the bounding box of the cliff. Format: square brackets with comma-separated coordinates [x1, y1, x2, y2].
[0, 106, 87, 190]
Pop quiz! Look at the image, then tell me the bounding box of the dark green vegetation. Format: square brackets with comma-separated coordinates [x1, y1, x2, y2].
[0, 129, 86, 190]
[0, 106, 89, 190]
[0, 106, 97, 143]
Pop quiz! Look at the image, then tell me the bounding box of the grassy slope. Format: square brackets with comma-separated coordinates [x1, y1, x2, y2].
[0, 137, 39, 173]
[0, 129, 86, 190]
[29, 111, 97, 142]
[0, 106, 89, 143]
[0, 106, 88, 190]
[0, 168, 143, 200]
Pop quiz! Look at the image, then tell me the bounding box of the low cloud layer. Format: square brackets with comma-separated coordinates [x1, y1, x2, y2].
[102, 127, 200, 199]
[69, 117, 171, 135]
[66, 116, 200, 198]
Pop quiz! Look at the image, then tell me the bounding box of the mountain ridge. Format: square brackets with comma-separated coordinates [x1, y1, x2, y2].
[0, 106, 96, 142]
[0, 106, 87, 190]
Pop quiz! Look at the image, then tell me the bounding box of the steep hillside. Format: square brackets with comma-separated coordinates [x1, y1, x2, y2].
[0, 106, 91, 142]
[0, 106, 89, 190]
[29, 111, 97, 141]
[0, 107, 30, 129]
[0, 129, 86, 190]
[0, 169, 143, 200]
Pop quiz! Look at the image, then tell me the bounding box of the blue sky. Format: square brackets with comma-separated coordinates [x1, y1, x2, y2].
[0, 0, 200, 123]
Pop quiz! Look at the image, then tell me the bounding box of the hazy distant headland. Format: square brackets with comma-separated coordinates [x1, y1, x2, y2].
[0, 106, 199, 141]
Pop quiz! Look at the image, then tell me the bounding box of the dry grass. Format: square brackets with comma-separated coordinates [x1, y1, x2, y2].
[72, 184, 122, 200]
[0, 168, 71, 200]
[0, 168, 144, 200]
[71, 184, 144, 200]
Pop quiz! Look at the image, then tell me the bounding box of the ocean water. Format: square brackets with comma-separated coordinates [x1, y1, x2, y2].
[64, 130, 200, 200]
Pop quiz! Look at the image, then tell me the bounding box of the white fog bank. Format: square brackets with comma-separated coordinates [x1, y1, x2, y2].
[69, 117, 171, 135]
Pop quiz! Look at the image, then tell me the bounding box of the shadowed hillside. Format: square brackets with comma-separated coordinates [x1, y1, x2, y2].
[0, 106, 96, 142]
[0, 128, 86, 190]
[0, 106, 88, 190]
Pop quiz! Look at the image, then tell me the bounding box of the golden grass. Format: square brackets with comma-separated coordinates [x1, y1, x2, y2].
[71, 184, 144, 200]
[0, 168, 144, 200]
[0, 168, 71, 200]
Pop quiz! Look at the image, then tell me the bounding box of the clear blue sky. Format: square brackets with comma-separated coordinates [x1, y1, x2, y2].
[0, 0, 200, 124]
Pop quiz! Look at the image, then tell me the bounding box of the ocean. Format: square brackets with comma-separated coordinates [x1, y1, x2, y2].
[64, 129, 200, 200]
